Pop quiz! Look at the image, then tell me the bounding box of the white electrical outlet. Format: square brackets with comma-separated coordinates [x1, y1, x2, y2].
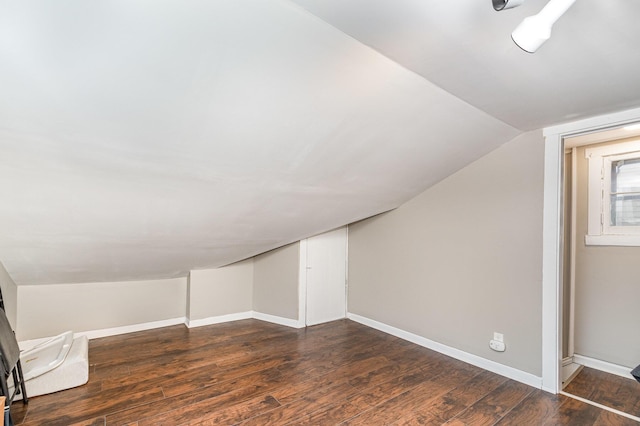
[490, 339, 506, 352]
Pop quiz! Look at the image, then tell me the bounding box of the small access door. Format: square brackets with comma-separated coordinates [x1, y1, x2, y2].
[305, 227, 347, 326]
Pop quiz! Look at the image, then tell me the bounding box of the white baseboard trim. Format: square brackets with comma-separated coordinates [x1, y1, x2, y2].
[19, 336, 57, 351]
[573, 354, 636, 380]
[560, 391, 640, 423]
[252, 311, 304, 329]
[75, 316, 187, 341]
[20, 317, 189, 348]
[19, 310, 306, 347]
[188, 311, 304, 329]
[186, 311, 253, 328]
[347, 313, 543, 389]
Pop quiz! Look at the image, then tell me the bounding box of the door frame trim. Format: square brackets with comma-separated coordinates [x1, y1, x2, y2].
[298, 239, 308, 328]
[541, 106, 640, 393]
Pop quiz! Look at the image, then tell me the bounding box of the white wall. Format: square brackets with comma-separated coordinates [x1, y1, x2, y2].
[188, 260, 253, 323]
[0, 260, 18, 329]
[17, 277, 187, 340]
[253, 243, 300, 321]
[348, 130, 545, 376]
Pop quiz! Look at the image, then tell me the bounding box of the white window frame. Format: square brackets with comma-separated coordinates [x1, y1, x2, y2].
[585, 139, 640, 246]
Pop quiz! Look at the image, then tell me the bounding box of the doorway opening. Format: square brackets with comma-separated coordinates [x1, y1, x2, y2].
[542, 109, 640, 421]
[560, 129, 640, 418]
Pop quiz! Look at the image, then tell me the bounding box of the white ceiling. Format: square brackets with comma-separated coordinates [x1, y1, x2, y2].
[1, 0, 639, 285]
[291, 0, 640, 131]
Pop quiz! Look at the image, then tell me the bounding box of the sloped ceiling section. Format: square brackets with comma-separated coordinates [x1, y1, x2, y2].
[293, 0, 640, 131]
[0, 0, 520, 285]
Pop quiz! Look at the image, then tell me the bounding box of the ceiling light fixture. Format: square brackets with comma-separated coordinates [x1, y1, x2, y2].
[511, 0, 576, 53]
[624, 123, 640, 131]
[492, 0, 525, 11]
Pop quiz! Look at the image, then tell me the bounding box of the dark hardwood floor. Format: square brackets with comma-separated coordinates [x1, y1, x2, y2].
[8, 319, 637, 425]
[563, 366, 640, 418]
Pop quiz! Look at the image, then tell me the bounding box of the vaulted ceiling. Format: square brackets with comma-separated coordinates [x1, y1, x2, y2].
[1, 0, 639, 285]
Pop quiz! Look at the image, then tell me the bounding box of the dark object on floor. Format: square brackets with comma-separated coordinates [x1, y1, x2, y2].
[632, 364, 640, 383]
[0, 307, 28, 426]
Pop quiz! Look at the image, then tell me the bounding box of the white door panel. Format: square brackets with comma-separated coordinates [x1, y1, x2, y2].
[305, 227, 347, 326]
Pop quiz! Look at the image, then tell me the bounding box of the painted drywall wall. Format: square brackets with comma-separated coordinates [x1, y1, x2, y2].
[348, 130, 545, 376]
[16, 277, 187, 340]
[188, 260, 253, 322]
[253, 242, 299, 321]
[574, 141, 640, 368]
[0, 260, 18, 329]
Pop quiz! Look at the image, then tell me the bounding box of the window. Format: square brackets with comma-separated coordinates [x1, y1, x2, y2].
[585, 140, 640, 246]
[608, 156, 640, 227]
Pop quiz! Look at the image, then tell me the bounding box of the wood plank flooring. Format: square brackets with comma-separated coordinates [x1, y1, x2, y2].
[8, 319, 636, 425]
[563, 366, 640, 418]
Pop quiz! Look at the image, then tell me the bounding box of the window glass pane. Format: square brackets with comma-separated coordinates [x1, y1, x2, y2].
[610, 194, 640, 226]
[612, 158, 640, 193]
[610, 157, 640, 226]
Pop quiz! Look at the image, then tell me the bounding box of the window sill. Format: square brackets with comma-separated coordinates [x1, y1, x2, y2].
[585, 234, 640, 247]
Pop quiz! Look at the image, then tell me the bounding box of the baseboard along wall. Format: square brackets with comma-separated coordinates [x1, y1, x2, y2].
[186, 312, 253, 328]
[19, 311, 299, 349]
[19, 316, 187, 349]
[573, 354, 637, 381]
[347, 313, 543, 390]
